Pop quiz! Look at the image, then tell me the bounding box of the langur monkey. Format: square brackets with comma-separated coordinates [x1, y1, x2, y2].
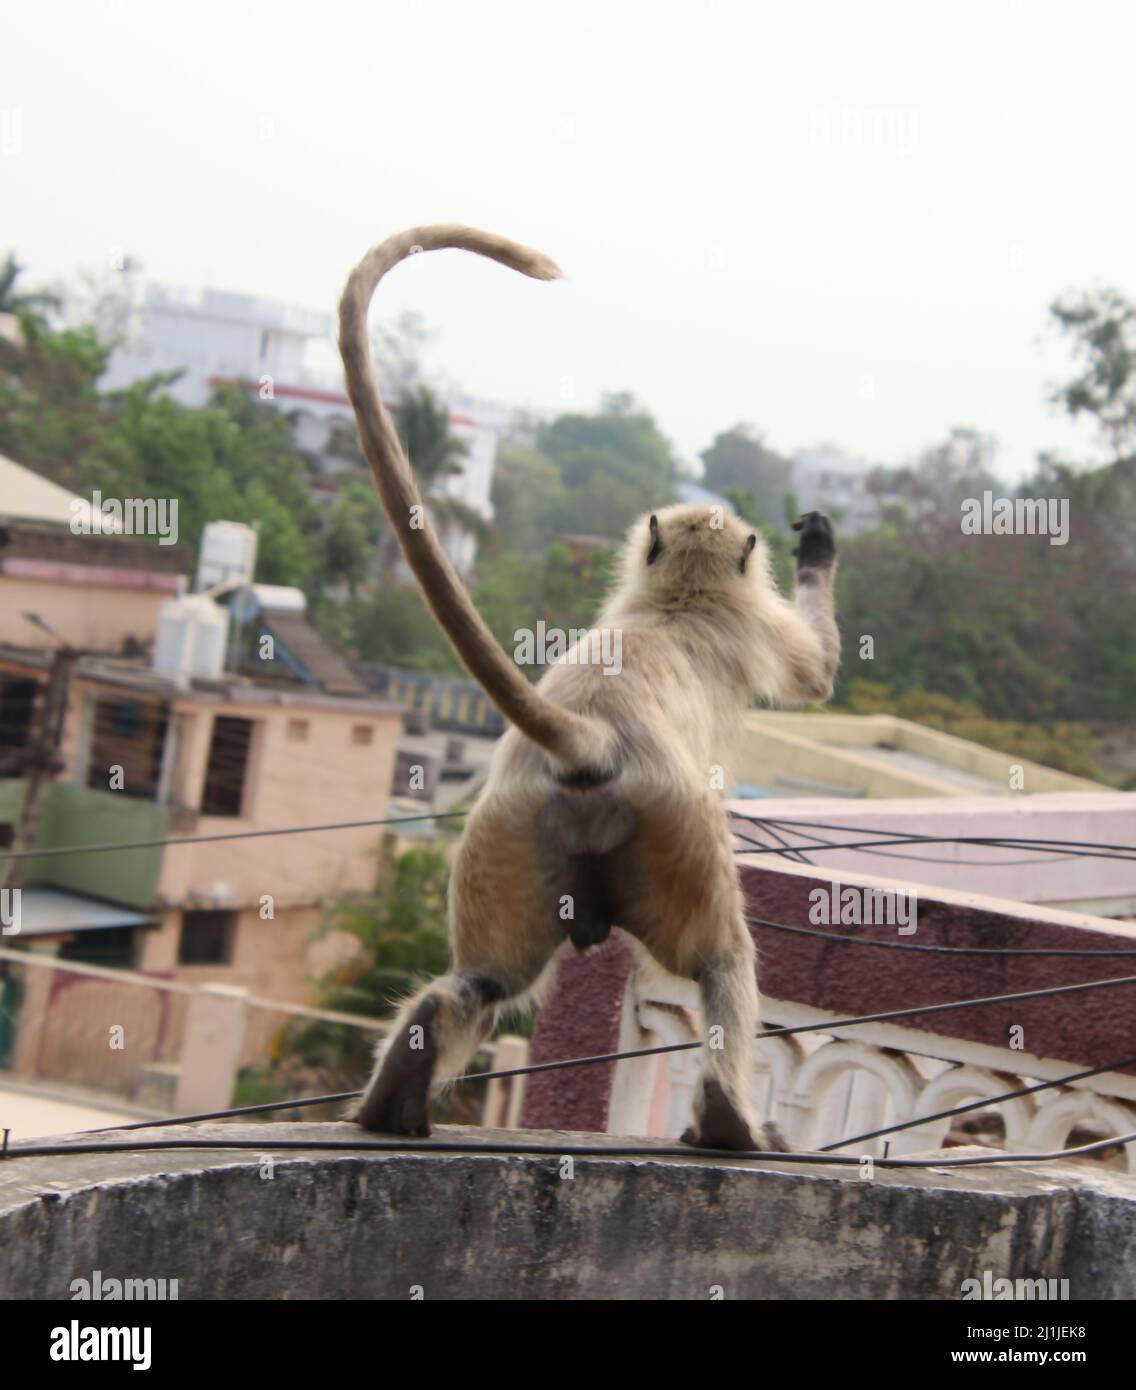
[338, 225, 840, 1150]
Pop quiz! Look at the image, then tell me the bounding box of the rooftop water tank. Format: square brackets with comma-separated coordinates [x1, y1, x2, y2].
[196, 520, 258, 593]
[152, 595, 230, 681]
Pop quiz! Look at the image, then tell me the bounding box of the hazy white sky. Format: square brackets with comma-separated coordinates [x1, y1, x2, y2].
[3, 0, 1133, 481]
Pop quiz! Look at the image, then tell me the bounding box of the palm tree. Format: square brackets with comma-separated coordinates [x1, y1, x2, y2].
[395, 383, 468, 488]
[378, 384, 485, 573]
[0, 253, 61, 322]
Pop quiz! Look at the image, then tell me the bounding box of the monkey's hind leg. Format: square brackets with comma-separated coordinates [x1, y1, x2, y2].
[352, 808, 563, 1136]
[629, 807, 790, 1153]
[352, 971, 504, 1136]
[680, 936, 790, 1153]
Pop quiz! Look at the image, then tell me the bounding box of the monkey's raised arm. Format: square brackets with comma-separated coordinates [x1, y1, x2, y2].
[788, 511, 840, 702]
[338, 226, 614, 774]
[755, 511, 840, 707]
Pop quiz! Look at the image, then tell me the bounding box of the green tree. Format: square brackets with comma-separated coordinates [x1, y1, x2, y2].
[269, 845, 455, 1092]
[536, 392, 677, 538]
[701, 425, 792, 528]
[395, 383, 469, 488]
[540, 541, 613, 628]
[376, 383, 481, 573]
[0, 317, 111, 487]
[319, 845, 453, 1017]
[347, 582, 461, 674]
[859, 429, 999, 535]
[489, 442, 566, 553]
[834, 438, 1136, 725]
[317, 479, 382, 598]
[470, 543, 614, 678]
[345, 536, 615, 681]
[0, 252, 61, 321]
[0, 316, 320, 586]
[96, 380, 318, 584]
[472, 551, 544, 664]
[1049, 287, 1136, 460]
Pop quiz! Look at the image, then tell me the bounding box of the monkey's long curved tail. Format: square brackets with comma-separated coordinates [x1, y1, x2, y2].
[338, 225, 615, 773]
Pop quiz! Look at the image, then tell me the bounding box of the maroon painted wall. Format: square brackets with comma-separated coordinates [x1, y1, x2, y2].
[521, 861, 1136, 1132]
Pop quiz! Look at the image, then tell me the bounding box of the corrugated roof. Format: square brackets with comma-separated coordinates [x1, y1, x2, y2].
[0, 645, 400, 715]
[258, 609, 369, 696]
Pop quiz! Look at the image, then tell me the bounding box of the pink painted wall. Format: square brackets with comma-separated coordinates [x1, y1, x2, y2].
[137, 903, 358, 1009]
[155, 694, 401, 910]
[0, 572, 178, 653]
[28, 661, 401, 918]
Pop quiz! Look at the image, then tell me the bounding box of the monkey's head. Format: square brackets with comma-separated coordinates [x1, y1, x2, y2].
[617, 504, 770, 608]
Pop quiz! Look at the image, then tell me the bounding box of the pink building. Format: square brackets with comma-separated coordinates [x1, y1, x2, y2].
[0, 468, 404, 1022]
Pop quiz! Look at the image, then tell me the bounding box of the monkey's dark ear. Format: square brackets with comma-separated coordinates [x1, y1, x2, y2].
[646, 514, 662, 565]
[739, 533, 758, 573]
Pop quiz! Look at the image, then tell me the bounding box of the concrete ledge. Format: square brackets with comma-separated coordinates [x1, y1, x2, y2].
[3, 1123, 1136, 1300]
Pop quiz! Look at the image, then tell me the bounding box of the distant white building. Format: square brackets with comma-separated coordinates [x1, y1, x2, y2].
[790, 446, 879, 535]
[101, 283, 501, 574]
[675, 479, 737, 514]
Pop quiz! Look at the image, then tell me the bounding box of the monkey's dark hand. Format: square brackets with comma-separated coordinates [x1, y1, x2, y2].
[792, 511, 836, 570]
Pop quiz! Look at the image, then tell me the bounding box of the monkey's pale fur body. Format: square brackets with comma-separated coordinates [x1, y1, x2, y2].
[338, 226, 840, 1149]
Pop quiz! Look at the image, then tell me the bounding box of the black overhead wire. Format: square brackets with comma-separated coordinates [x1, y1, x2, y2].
[89, 972, 1136, 1136]
[0, 809, 468, 862]
[0, 805, 1130, 863]
[732, 817, 1136, 954]
[7, 1130, 1136, 1170]
[1, 804, 1131, 1162]
[733, 832, 1136, 863]
[822, 1050, 1136, 1152]
[745, 916, 1136, 956]
[731, 824, 1088, 868]
[738, 815, 1081, 868]
[735, 811, 1136, 862]
[88, 1047, 1136, 1161]
[100, 1090, 364, 1130]
[743, 817, 815, 866]
[755, 813, 1112, 844]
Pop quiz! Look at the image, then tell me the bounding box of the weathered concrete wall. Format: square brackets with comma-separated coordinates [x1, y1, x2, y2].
[3, 1122, 1136, 1299]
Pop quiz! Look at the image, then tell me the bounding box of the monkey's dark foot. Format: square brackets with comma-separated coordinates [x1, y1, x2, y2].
[354, 996, 439, 1136]
[792, 511, 837, 570]
[680, 1079, 790, 1152]
[758, 1120, 793, 1153]
[680, 1119, 794, 1154]
[568, 917, 613, 951]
